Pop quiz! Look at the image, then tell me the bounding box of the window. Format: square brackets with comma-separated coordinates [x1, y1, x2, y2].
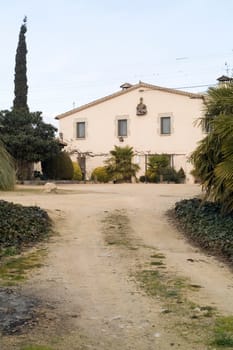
[76, 122, 85, 138]
[160, 116, 171, 135]
[118, 119, 127, 137]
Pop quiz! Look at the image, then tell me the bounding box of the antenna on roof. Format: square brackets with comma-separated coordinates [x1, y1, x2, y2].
[72, 101, 75, 109]
[225, 62, 230, 76]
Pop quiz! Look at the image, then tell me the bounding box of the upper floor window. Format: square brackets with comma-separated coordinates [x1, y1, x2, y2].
[160, 116, 171, 135]
[118, 119, 127, 137]
[76, 122, 85, 139]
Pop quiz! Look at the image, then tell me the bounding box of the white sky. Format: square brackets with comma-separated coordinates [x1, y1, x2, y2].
[1, 0, 233, 127]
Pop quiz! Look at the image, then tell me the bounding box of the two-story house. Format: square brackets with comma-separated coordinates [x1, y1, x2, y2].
[55, 81, 205, 183]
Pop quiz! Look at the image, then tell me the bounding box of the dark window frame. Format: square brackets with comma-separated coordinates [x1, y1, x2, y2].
[160, 116, 171, 135]
[76, 121, 86, 139]
[118, 119, 127, 137]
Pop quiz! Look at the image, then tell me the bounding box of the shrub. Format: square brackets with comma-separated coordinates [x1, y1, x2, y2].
[177, 167, 186, 181]
[171, 198, 233, 263]
[139, 175, 146, 183]
[105, 146, 140, 182]
[0, 200, 51, 249]
[159, 167, 179, 183]
[147, 171, 159, 183]
[42, 151, 74, 180]
[72, 162, 82, 181]
[91, 166, 110, 183]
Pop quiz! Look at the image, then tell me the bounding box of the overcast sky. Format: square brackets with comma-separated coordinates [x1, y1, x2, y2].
[1, 0, 233, 127]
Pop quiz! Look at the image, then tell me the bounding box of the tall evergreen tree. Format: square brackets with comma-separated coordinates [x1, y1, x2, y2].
[13, 17, 28, 111]
[0, 17, 60, 180]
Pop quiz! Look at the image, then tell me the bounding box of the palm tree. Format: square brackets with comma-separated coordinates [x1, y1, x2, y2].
[105, 145, 140, 182]
[191, 83, 233, 213]
[0, 140, 15, 190]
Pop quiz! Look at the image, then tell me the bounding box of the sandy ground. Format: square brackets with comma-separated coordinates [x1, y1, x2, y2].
[1, 183, 233, 349]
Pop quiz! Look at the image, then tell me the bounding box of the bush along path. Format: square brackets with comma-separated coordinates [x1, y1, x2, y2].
[0, 200, 52, 338]
[0, 199, 51, 256]
[169, 198, 233, 264]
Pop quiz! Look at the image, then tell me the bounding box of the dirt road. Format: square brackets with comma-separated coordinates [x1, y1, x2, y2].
[1, 184, 233, 349]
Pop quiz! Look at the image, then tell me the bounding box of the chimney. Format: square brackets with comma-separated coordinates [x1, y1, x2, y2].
[120, 82, 132, 90]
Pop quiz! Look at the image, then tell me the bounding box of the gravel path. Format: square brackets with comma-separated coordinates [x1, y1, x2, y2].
[1, 184, 233, 349]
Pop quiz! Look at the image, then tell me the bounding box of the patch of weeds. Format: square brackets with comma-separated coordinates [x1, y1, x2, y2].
[150, 253, 166, 259]
[200, 306, 215, 318]
[150, 261, 164, 266]
[211, 316, 233, 347]
[135, 259, 219, 346]
[138, 269, 163, 295]
[102, 210, 133, 247]
[189, 284, 202, 290]
[21, 346, 53, 350]
[136, 270, 182, 300]
[0, 246, 19, 257]
[0, 250, 45, 286]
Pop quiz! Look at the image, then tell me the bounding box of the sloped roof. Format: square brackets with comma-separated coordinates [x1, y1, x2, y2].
[55, 81, 204, 120]
[217, 75, 233, 82]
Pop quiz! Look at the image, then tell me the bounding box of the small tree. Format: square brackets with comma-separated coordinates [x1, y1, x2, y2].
[105, 146, 139, 182]
[0, 110, 60, 179]
[177, 167, 186, 183]
[191, 83, 233, 213]
[147, 154, 170, 182]
[42, 151, 74, 180]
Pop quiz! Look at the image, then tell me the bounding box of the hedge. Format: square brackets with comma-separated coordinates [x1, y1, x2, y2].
[170, 198, 233, 263]
[0, 200, 51, 249]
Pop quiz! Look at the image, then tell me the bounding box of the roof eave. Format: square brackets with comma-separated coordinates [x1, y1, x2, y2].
[55, 82, 203, 120]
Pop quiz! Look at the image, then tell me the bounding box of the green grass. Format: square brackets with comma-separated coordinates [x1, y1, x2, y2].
[0, 246, 19, 257]
[211, 316, 233, 347]
[150, 261, 164, 266]
[0, 250, 45, 286]
[102, 211, 132, 247]
[136, 270, 185, 301]
[150, 253, 166, 259]
[135, 254, 224, 346]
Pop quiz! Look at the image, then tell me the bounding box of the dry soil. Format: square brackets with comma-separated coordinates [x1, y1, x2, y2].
[1, 183, 233, 350]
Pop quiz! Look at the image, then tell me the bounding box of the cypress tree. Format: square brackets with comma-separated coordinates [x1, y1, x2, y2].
[13, 17, 28, 111]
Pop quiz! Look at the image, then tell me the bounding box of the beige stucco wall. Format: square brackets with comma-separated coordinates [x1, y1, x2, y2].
[58, 87, 204, 183]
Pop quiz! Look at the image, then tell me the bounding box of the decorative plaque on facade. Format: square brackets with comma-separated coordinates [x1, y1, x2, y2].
[136, 97, 147, 116]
